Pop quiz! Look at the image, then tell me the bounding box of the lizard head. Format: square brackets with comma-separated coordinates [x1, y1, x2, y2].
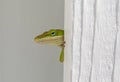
[34, 29, 64, 46]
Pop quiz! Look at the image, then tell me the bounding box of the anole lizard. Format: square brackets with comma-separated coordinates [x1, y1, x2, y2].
[34, 29, 64, 63]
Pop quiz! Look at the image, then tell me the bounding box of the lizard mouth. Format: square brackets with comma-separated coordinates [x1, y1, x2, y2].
[34, 36, 64, 46]
[34, 37, 41, 43]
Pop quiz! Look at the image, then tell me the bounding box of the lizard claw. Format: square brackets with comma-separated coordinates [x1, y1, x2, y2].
[60, 41, 65, 47]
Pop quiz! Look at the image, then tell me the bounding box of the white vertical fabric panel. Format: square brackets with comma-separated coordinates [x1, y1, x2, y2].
[64, 0, 120, 82]
[64, 0, 73, 82]
[114, 0, 120, 82]
[79, 0, 95, 82]
[72, 0, 82, 81]
[91, 0, 118, 82]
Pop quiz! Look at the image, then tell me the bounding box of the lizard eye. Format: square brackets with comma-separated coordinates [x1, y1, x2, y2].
[51, 32, 56, 36]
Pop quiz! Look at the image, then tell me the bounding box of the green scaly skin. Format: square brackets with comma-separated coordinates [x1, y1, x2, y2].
[34, 29, 64, 63]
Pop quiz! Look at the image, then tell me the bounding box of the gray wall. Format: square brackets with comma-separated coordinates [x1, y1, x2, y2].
[0, 0, 64, 82]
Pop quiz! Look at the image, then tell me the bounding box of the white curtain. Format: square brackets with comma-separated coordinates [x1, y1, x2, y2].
[64, 0, 120, 82]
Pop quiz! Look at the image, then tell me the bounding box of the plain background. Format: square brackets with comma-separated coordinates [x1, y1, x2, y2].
[0, 0, 64, 82]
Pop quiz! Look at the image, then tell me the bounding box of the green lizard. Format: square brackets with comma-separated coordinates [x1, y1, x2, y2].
[34, 29, 64, 63]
